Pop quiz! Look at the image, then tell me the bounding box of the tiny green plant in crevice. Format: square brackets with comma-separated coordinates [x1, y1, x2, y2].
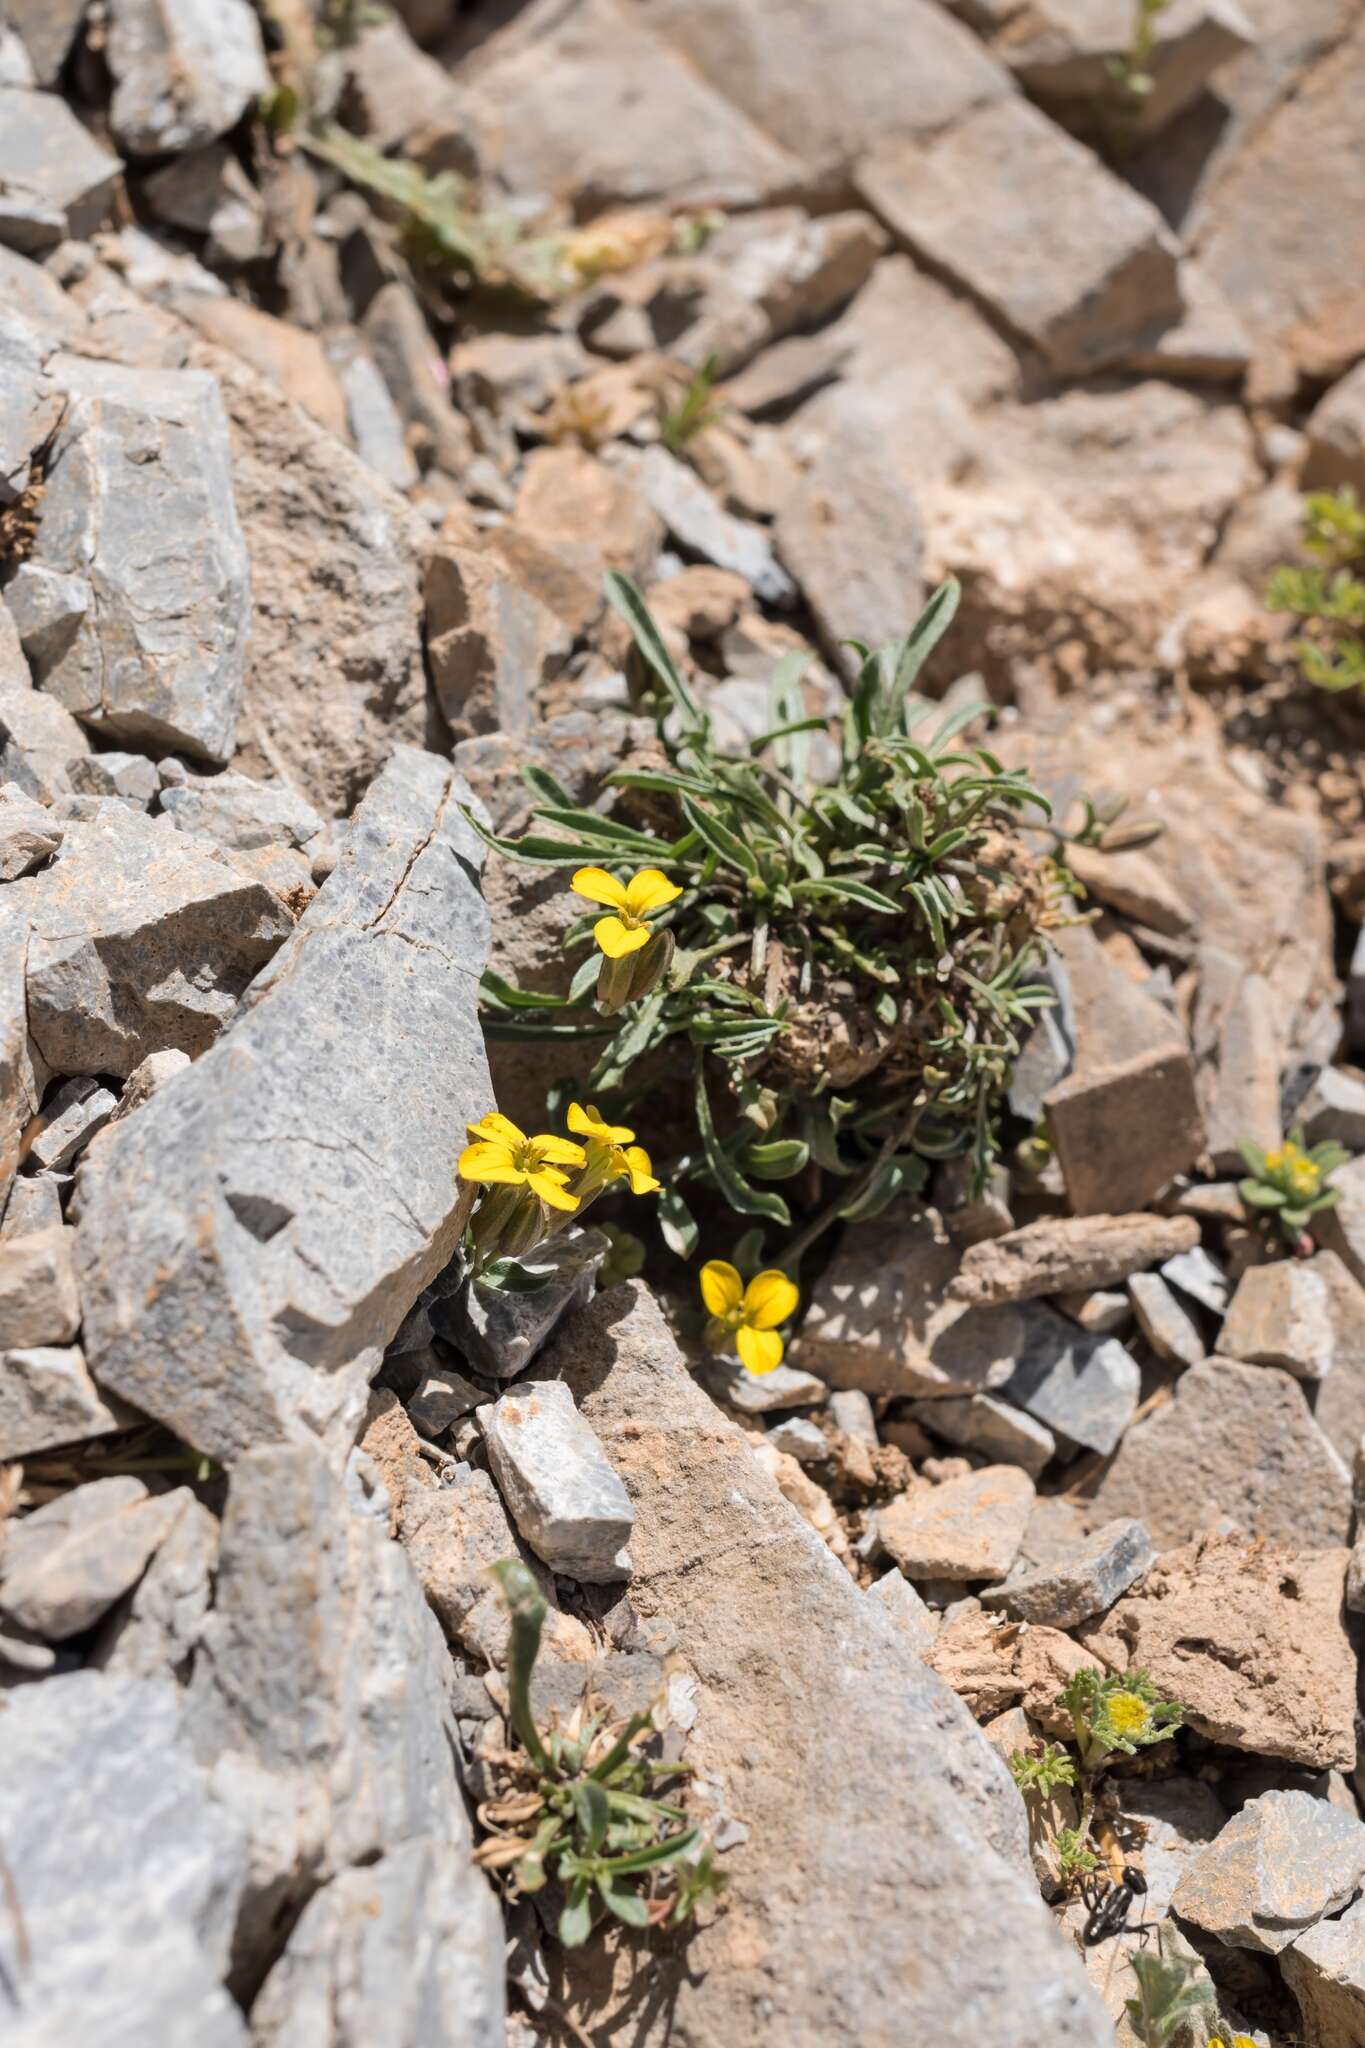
[1238, 1128, 1348, 1253]
[1267, 486, 1365, 694]
[470, 571, 1074, 1289]
[1097, 0, 1174, 149]
[1124, 1934, 1219, 2047]
[1009, 1669, 1183, 1886]
[660, 355, 726, 456]
[472, 1561, 721, 1946]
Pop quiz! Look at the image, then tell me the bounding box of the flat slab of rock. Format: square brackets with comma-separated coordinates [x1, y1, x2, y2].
[981, 1517, 1153, 1627]
[0, 85, 121, 241]
[1284, 1892, 1365, 2047]
[8, 355, 250, 762]
[878, 1466, 1035, 1583]
[1081, 1535, 1357, 1771]
[92, 1489, 218, 1682]
[959, 1301, 1141, 1456]
[0, 1341, 126, 1459]
[0, 1223, 79, 1344]
[908, 1392, 1055, 1478]
[10, 804, 294, 1078]
[787, 1210, 964, 1396]
[615, 444, 795, 604]
[77, 750, 492, 1464]
[1221, 1250, 1353, 1382]
[158, 767, 324, 854]
[1081, 1356, 1351, 1549]
[537, 1283, 1111, 2045]
[1172, 1789, 1365, 1953]
[0, 1475, 183, 1639]
[1128, 1271, 1206, 1368]
[478, 1379, 635, 1582]
[949, 1212, 1199, 1306]
[706, 1356, 829, 1415]
[27, 1076, 117, 1171]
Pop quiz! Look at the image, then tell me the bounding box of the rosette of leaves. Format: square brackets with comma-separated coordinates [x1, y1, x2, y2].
[1238, 1129, 1348, 1251]
[1059, 1668, 1183, 1776]
[1267, 487, 1365, 693]
[470, 573, 1060, 1265]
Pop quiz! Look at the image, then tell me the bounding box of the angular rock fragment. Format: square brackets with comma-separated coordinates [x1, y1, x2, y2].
[1128, 1271, 1206, 1368]
[12, 805, 294, 1078]
[68, 751, 159, 808]
[0, 1670, 247, 2046]
[0, 779, 61, 878]
[615, 445, 795, 604]
[868, 1568, 939, 1653]
[0, 86, 122, 242]
[106, 0, 270, 157]
[158, 767, 324, 853]
[0, 1342, 126, 1459]
[767, 1414, 828, 1463]
[341, 349, 420, 492]
[27, 1076, 117, 1170]
[405, 1365, 483, 1439]
[1306, 359, 1365, 497]
[0, 307, 64, 508]
[949, 1212, 1199, 1307]
[1082, 1357, 1351, 1548]
[77, 751, 492, 1464]
[977, 1302, 1140, 1456]
[1, 1171, 63, 1236]
[909, 1393, 1055, 1478]
[981, 1517, 1153, 1628]
[990, 0, 1252, 133]
[1298, 1063, 1365, 1151]
[92, 1489, 218, 1682]
[878, 1466, 1035, 1582]
[1199, 964, 1283, 1171]
[1172, 1789, 1365, 1953]
[707, 1357, 829, 1415]
[424, 543, 571, 738]
[1160, 1244, 1230, 1316]
[788, 1211, 961, 1396]
[1081, 1536, 1356, 1770]
[479, 1379, 635, 1583]
[388, 1460, 542, 1665]
[9, 355, 250, 761]
[1221, 1251, 1353, 1382]
[363, 280, 473, 482]
[434, 1228, 608, 1382]
[0, 1223, 79, 1344]
[1284, 1892, 1365, 2047]
[0, 1475, 184, 1638]
[538, 1284, 1110, 2039]
[858, 97, 1182, 374]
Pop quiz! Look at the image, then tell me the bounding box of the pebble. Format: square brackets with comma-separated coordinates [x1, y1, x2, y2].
[1054, 1289, 1131, 1335]
[1160, 1243, 1230, 1316]
[708, 1356, 828, 1414]
[0, 1224, 80, 1345]
[27, 1077, 118, 1170]
[0, 778, 62, 878]
[478, 1379, 635, 1583]
[909, 1392, 1055, 1478]
[766, 1414, 828, 1463]
[828, 1387, 877, 1445]
[980, 1516, 1153, 1627]
[0, 1342, 126, 1459]
[1220, 1251, 1353, 1383]
[1128, 1271, 1206, 1367]
[987, 1303, 1140, 1455]
[1298, 1065, 1365, 1152]
[434, 1228, 609, 1382]
[406, 1366, 485, 1439]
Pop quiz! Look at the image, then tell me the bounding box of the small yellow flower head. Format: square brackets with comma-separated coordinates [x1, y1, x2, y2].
[1104, 1691, 1152, 1740]
[700, 1260, 799, 1376]
[1207, 2037, 1257, 2048]
[573, 866, 682, 959]
[566, 1103, 661, 1196]
[459, 1112, 585, 1212]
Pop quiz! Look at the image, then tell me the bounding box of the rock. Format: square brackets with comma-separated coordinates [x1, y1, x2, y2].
[909, 1393, 1055, 1478]
[0, 1476, 185, 1638]
[646, 0, 1010, 191]
[1122, 258, 1252, 382]
[0, 1670, 247, 2046]
[340, 349, 420, 492]
[433, 1228, 608, 1382]
[538, 1283, 1109, 2042]
[1, 1171, 63, 1236]
[707, 1357, 829, 1414]
[0, 86, 122, 242]
[980, 1517, 1154, 1627]
[405, 1366, 484, 1439]
[923, 1609, 1028, 1722]
[1306, 359, 1365, 496]
[722, 329, 851, 415]
[107, 0, 270, 157]
[858, 97, 1181, 374]
[9, 355, 251, 762]
[249, 1836, 504, 2048]
[981, 1301, 1140, 1456]
[1081, 1535, 1357, 1771]
[1298, 1064, 1365, 1151]
[0, 1224, 79, 1345]
[386, 1457, 542, 1665]
[512, 443, 663, 623]
[1128, 1271, 1206, 1368]
[1056, 1289, 1131, 1335]
[170, 296, 348, 441]
[0, 780, 62, 877]
[1083, 1357, 1351, 1548]
[158, 768, 324, 853]
[1284, 1892, 1365, 2047]
[92, 1489, 218, 1681]
[478, 1379, 635, 1583]
[11, 805, 294, 1078]
[1064, 841, 1197, 936]
[4, 0, 88, 85]
[0, 676, 90, 803]
[460, 0, 803, 212]
[1, 307, 64, 506]
[868, 1568, 940, 1652]
[105, 1047, 191, 1127]
[992, 0, 1252, 133]
[879, 1466, 1035, 1582]
[949, 1212, 1199, 1306]
[613, 444, 795, 604]
[1220, 1252, 1355, 1382]
[362, 281, 472, 483]
[0, 1342, 126, 1459]
[937, 1158, 1015, 1247]
[787, 1210, 962, 1397]
[1172, 1789, 1365, 1953]
[1160, 1243, 1230, 1316]
[1199, 965, 1284, 1172]
[140, 144, 266, 268]
[767, 1414, 828, 1463]
[828, 1387, 877, 1445]
[76, 750, 492, 1465]
[68, 751, 159, 807]
[340, 16, 479, 173]
[27, 1076, 118, 1170]
[187, 1442, 505, 1998]
[424, 543, 572, 738]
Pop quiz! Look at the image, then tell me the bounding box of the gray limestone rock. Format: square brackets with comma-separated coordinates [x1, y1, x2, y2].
[405, 1365, 484, 1438]
[0, 1342, 126, 1459]
[985, 1302, 1140, 1455]
[1221, 1250, 1353, 1382]
[0, 1669, 247, 2047]
[1128, 1270, 1206, 1367]
[1284, 1891, 1365, 2047]
[878, 1466, 1035, 1582]
[0, 1223, 79, 1344]
[67, 750, 160, 807]
[615, 444, 796, 604]
[0, 779, 62, 878]
[980, 1517, 1153, 1627]
[0, 86, 122, 242]
[77, 750, 493, 1464]
[0, 1475, 185, 1638]
[829, 1387, 878, 1445]
[8, 354, 251, 762]
[1, 1171, 63, 1237]
[158, 767, 324, 853]
[1161, 1243, 1230, 1315]
[948, 1212, 1199, 1307]
[1172, 1789, 1365, 1954]
[341, 349, 420, 493]
[1298, 1064, 1365, 1151]
[11, 805, 293, 1078]
[0, 307, 64, 507]
[867, 1567, 939, 1653]
[27, 1076, 117, 1169]
[910, 1392, 1056, 1478]
[4, 0, 89, 85]
[766, 1414, 828, 1463]
[106, 1046, 192, 1126]
[479, 1379, 635, 1582]
[435, 1228, 608, 1382]
[0, 675, 90, 803]
[92, 1489, 218, 1681]
[707, 1356, 829, 1414]
[107, 0, 271, 157]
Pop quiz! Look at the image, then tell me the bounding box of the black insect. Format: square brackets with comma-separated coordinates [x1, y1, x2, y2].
[1081, 1865, 1149, 1946]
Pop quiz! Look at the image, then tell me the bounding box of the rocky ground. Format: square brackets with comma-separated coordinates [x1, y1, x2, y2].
[4, 1, 1365, 2044]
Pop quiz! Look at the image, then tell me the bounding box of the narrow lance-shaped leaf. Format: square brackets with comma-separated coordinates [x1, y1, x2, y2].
[694, 1057, 791, 1226]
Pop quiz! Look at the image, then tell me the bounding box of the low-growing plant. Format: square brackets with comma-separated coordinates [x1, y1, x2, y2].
[1239, 1128, 1347, 1252]
[1009, 1668, 1183, 1887]
[1124, 1934, 1218, 2047]
[472, 1560, 720, 1945]
[1009, 1741, 1076, 1799]
[1267, 487, 1365, 693]
[660, 355, 726, 455]
[470, 572, 1069, 1287]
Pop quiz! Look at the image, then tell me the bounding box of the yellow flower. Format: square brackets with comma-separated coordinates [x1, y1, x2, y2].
[1207, 2037, 1257, 2048]
[700, 1260, 800, 1376]
[1269, 1139, 1320, 1197]
[566, 1103, 661, 1195]
[1104, 1691, 1152, 1740]
[459, 1112, 585, 1213]
[572, 866, 682, 959]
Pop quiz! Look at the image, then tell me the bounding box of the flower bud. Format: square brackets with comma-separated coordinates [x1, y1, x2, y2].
[627, 927, 674, 1000]
[595, 949, 638, 1014]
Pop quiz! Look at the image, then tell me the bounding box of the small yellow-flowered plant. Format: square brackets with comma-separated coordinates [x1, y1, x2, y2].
[1208, 2036, 1257, 2048]
[566, 1103, 661, 1196]
[460, 1112, 585, 1211]
[1239, 1126, 1348, 1250]
[700, 1260, 799, 1376]
[572, 866, 682, 958]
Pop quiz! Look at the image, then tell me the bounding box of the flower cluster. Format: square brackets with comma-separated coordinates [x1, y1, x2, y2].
[459, 1104, 659, 1277]
[1239, 1126, 1348, 1251]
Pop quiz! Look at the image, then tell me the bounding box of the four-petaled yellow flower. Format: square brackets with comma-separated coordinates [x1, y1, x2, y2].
[459, 1112, 585, 1212]
[1208, 2037, 1257, 2048]
[701, 1261, 800, 1376]
[572, 866, 682, 959]
[567, 1103, 661, 1195]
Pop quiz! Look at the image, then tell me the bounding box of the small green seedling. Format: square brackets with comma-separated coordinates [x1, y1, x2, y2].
[1239, 1129, 1348, 1251]
[1009, 1742, 1076, 1799]
[1267, 487, 1365, 693]
[660, 356, 725, 455]
[1124, 1930, 1218, 2046]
